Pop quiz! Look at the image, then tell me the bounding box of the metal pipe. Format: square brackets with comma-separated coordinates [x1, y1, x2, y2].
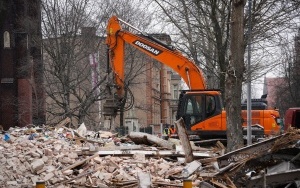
[106, 48, 110, 75]
[117, 17, 144, 34]
[185, 68, 191, 89]
[118, 17, 174, 51]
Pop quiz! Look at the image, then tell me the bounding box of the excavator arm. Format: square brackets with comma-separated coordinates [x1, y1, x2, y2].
[106, 15, 206, 100]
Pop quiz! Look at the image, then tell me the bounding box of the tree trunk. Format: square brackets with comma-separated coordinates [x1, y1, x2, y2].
[128, 132, 174, 149]
[225, 0, 246, 152]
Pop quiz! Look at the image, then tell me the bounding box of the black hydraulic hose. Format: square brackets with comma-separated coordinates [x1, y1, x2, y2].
[144, 35, 175, 51]
[124, 87, 134, 111]
[106, 48, 110, 75]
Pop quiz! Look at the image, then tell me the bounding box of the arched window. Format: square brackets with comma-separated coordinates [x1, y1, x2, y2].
[4, 31, 10, 48]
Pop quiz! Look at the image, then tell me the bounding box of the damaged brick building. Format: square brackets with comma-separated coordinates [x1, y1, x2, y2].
[0, 0, 45, 130]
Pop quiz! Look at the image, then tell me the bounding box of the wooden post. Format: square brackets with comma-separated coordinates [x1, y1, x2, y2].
[174, 117, 194, 163]
[36, 181, 45, 188]
[183, 179, 192, 188]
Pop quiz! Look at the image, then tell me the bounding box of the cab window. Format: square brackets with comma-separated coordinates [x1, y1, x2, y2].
[186, 99, 193, 114]
[206, 95, 216, 117]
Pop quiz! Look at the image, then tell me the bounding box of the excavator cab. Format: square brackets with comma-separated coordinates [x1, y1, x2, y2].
[176, 90, 225, 135]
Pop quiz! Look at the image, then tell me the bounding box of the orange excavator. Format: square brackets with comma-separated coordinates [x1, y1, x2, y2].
[103, 15, 281, 138]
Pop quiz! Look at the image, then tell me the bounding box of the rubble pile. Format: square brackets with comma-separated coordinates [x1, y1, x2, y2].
[0, 123, 215, 188]
[0, 120, 300, 188]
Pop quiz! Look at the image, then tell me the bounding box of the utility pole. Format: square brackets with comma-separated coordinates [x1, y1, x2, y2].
[226, 0, 246, 151]
[247, 0, 253, 145]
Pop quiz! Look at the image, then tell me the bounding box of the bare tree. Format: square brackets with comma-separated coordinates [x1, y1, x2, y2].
[152, 0, 300, 97]
[273, 30, 300, 115]
[41, 0, 106, 127]
[42, 0, 154, 130]
[245, 1, 300, 82]
[152, 0, 231, 95]
[95, 0, 154, 35]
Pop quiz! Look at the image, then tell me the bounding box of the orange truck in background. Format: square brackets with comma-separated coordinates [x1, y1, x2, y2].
[240, 97, 281, 136]
[103, 15, 281, 139]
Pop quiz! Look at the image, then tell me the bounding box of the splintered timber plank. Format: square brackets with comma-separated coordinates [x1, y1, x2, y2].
[96, 150, 212, 158]
[174, 117, 194, 163]
[217, 134, 284, 168]
[153, 181, 183, 187]
[54, 168, 99, 186]
[61, 153, 99, 172]
[114, 180, 138, 186]
[55, 117, 71, 128]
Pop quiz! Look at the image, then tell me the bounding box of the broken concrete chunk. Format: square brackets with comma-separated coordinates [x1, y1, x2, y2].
[30, 151, 41, 158]
[137, 171, 151, 188]
[93, 156, 102, 164]
[41, 156, 48, 163]
[44, 148, 53, 156]
[6, 181, 17, 185]
[102, 173, 113, 181]
[54, 144, 62, 152]
[36, 148, 43, 156]
[46, 165, 56, 173]
[182, 160, 202, 178]
[77, 123, 87, 136]
[30, 176, 39, 184]
[36, 167, 47, 174]
[106, 166, 116, 173]
[31, 159, 45, 173]
[62, 169, 73, 175]
[133, 153, 146, 163]
[67, 152, 78, 159]
[165, 166, 184, 177]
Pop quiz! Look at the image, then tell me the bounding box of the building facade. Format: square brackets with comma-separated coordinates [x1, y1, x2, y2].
[0, 0, 45, 130]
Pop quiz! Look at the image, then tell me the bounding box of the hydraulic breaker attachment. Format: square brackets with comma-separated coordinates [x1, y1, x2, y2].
[102, 97, 119, 117]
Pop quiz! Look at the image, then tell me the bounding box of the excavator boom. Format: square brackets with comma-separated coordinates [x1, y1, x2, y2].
[106, 15, 206, 96]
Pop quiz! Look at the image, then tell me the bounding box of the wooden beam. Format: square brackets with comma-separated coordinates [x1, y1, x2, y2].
[61, 153, 99, 172]
[129, 132, 175, 149]
[174, 117, 194, 163]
